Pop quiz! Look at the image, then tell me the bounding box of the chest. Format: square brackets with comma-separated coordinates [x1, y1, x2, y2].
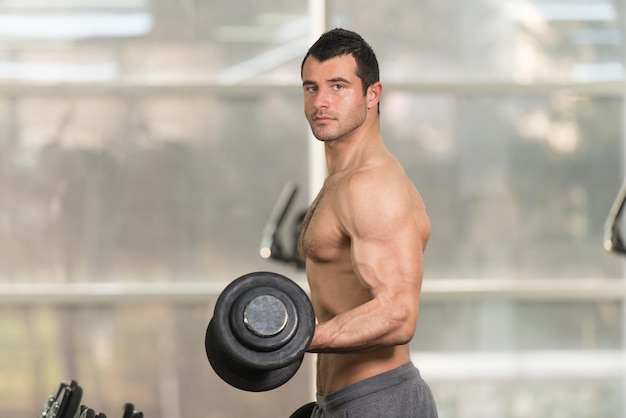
[298, 189, 348, 262]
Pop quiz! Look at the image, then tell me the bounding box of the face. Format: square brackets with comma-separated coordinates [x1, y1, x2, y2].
[301, 54, 371, 142]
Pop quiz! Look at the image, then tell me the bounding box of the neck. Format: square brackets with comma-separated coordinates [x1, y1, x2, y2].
[325, 112, 382, 174]
[324, 133, 384, 175]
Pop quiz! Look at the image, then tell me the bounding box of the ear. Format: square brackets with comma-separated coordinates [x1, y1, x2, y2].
[366, 81, 382, 111]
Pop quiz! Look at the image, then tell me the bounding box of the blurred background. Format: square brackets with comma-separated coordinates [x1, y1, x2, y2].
[1, 0, 626, 417]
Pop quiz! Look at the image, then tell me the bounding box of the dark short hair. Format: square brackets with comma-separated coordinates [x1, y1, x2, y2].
[301, 28, 380, 96]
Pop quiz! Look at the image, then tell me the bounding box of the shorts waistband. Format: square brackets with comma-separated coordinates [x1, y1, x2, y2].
[316, 362, 420, 411]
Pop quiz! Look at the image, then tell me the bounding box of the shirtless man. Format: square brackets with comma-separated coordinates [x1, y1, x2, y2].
[291, 29, 438, 417]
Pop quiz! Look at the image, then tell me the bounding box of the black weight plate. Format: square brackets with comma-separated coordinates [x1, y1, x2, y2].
[64, 381, 83, 418]
[205, 319, 302, 392]
[212, 272, 315, 370]
[229, 285, 299, 352]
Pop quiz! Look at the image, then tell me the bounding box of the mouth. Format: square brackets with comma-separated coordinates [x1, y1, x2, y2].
[313, 115, 334, 123]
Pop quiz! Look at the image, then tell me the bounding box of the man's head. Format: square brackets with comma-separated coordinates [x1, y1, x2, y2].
[301, 28, 379, 97]
[301, 29, 382, 142]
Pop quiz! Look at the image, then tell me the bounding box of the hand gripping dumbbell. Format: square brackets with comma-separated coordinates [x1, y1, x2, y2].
[205, 272, 315, 392]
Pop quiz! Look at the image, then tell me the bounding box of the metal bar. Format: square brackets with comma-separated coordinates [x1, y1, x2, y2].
[0, 282, 225, 305]
[412, 350, 626, 381]
[0, 80, 623, 97]
[422, 278, 626, 301]
[1, 279, 626, 306]
[0, 81, 301, 96]
[306, 0, 328, 203]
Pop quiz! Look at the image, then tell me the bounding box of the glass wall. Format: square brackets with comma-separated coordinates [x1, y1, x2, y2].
[1, 0, 625, 417]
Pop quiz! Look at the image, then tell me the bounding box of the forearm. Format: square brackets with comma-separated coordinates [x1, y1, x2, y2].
[307, 298, 417, 353]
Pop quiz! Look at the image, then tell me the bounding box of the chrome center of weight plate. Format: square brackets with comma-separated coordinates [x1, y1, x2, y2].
[243, 295, 288, 337]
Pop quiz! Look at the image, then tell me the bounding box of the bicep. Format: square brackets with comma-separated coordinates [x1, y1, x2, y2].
[351, 224, 424, 299]
[344, 183, 425, 300]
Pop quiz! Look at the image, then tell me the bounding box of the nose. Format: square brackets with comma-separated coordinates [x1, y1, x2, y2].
[312, 88, 329, 110]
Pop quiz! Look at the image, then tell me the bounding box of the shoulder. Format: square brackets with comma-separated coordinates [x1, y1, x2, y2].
[344, 157, 411, 205]
[336, 161, 414, 236]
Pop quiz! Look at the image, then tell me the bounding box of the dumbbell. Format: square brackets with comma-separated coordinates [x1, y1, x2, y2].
[205, 272, 315, 392]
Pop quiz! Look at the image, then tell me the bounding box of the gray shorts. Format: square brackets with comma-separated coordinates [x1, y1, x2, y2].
[310, 362, 438, 418]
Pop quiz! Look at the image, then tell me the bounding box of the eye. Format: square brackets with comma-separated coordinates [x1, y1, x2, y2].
[304, 85, 317, 93]
[333, 84, 344, 90]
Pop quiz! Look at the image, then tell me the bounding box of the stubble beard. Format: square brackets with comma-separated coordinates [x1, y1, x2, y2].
[308, 110, 366, 143]
[311, 126, 339, 142]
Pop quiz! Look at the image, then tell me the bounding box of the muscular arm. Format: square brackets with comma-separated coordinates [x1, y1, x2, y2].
[307, 170, 427, 353]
